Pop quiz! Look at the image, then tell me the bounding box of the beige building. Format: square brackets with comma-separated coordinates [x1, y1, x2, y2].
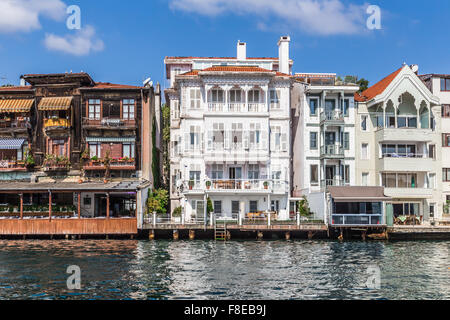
[355, 64, 443, 224]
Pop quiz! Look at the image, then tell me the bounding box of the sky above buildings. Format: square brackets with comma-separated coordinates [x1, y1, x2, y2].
[0, 0, 449, 93]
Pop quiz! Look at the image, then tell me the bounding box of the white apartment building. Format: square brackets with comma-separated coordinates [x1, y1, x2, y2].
[164, 37, 294, 221]
[420, 72, 450, 222]
[355, 64, 443, 224]
[291, 74, 359, 216]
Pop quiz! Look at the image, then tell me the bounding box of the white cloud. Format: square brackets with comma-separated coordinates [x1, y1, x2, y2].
[44, 25, 104, 56]
[0, 0, 66, 33]
[169, 0, 367, 35]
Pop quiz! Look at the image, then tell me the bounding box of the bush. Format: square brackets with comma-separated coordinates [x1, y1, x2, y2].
[146, 188, 169, 215]
[172, 206, 182, 217]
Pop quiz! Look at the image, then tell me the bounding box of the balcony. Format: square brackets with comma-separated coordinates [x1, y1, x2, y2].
[183, 179, 288, 194]
[83, 158, 136, 171]
[320, 145, 345, 159]
[320, 111, 344, 124]
[82, 118, 137, 130]
[375, 128, 435, 142]
[384, 187, 433, 198]
[44, 118, 70, 130]
[330, 214, 384, 226]
[377, 154, 434, 172]
[0, 119, 30, 134]
[0, 160, 27, 172]
[321, 179, 345, 189]
[207, 103, 266, 114]
[42, 155, 71, 172]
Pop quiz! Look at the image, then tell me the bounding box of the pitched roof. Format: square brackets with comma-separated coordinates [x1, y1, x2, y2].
[0, 86, 33, 92]
[328, 186, 391, 202]
[166, 56, 280, 61]
[355, 67, 404, 102]
[92, 82, 142, 89]
[177, 66, 291, 78]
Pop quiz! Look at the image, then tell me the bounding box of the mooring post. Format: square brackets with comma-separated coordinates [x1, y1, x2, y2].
[297, 213, 300, 227]
[173, 230, 179, 240]
[149, 230, 155, 240]
[153, 212, 156, 228]
[338, 228, 344, 242]
[189, 230, 195, 240]
[257, 231, 263, 240]
[285, 232, 291, 240]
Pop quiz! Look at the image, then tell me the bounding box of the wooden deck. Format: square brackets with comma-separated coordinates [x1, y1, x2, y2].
[0, 218, 137, 235]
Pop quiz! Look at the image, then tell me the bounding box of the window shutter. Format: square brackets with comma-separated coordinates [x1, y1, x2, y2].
[207, 131, 213, 150]
[262, 130, 268, 151]
[184, 133, 190, 152]
[224, 130, 230, 149]
[244, 131, 249, 150]
[182, 88, 188, 115]
[281, 133, 288, 152]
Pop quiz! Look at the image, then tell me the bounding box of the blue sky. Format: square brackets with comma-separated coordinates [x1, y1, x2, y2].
[0, 0, 449, 93]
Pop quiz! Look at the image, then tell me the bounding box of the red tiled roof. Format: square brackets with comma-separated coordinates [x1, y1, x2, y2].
[179, 70, 200, 76]
[355, 67, 404, 102]
[93, 82, 142, 89]
[166, 56, 280, 61]
[177, 66, 291, 78]
[0, 86, 32, 91]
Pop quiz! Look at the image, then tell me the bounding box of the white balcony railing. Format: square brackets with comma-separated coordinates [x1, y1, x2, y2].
[320, 111, 344, 122]
[183, 179, 287, 192]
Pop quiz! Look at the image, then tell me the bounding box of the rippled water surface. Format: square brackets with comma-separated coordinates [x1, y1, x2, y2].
[0, 240, 448, 300]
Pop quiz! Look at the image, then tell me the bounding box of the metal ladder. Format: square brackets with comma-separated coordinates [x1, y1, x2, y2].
[214, 221, 227, 241]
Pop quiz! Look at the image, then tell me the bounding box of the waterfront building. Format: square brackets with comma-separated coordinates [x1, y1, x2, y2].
[354, 64, 443, 225]
[164, 37, 294, 221]
[0, 72, 160, 235]
[419, 72, 450, 223]
[290, 73, 360, 223]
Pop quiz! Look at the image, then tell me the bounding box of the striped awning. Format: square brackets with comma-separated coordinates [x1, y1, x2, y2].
[86, 137, 136, 143]
[0, 99, 34, 113]
[0, 138, 26, 150]
[38, 97, 73, 111]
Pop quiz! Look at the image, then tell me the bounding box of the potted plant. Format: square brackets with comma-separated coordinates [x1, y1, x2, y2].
[172, 206, 182, 223]
[24, 150, 35, 170]
[206, 180, 212, 190]
[263, 181, 269, 189]
[188, 180, 194, 190]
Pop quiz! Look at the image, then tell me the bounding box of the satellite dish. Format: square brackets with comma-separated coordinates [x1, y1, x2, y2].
[176, 180, 183, 188]
[143, 77, 152, 87]
[410, 65, 419, 73]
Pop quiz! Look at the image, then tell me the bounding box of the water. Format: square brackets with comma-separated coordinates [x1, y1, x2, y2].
[0, 240, 448, 300]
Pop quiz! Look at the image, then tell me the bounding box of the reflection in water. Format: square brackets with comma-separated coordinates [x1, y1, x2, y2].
[0, 240, 448, 300]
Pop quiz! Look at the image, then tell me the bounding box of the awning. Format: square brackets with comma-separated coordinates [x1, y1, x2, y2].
[86, 137, 136, 143]
[38, 97, 73, 111]
[0, 138, 26, 150]
[0, 99, 34, 113]
[328, 186, 392, 203]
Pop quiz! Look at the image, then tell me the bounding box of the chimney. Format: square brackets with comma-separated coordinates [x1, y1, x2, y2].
[237, 41, 247, 61]
[20, 77, 26, 86]
[278, 36, 291, 75]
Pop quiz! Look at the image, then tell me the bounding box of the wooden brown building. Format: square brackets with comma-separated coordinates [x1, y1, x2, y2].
[0, 72, 160, 236]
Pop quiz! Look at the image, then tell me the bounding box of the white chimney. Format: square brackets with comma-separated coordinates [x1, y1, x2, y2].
[20, 77, 26, 86]
[237, 41, 247, 61]
[278, 36, 291, 75]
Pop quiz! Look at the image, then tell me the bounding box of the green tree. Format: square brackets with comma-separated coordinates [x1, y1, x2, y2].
[297, 196, 311, 217]
[151, 117, 161, 189]
[161, 103, 171, 189]
[356, 78, 369, 93]
[206, 197, 214, 214]
[147, 188, 168, 215]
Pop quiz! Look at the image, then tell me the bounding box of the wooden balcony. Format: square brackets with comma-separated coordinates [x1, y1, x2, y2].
[83, 159, 136, 171]
[83, 118, 137, 130]
[0, 119, 30, 134]
[0, 160, 27, 172]
[44, 118, 70, 129]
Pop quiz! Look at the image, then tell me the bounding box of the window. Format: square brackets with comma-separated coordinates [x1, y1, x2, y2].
[214, 201, 222, 214]
[232, 201, 240, 215]
[442, 105, 450, 118]
[443, 168, 450, 182]
[248, 164, 259, 180]
[443, 134, 450, 147]
[309, 99, 318, 116]
[52, 139, 66, 157]
[190, 88, 201, 109]
[428, 173, 436, 189]
[249, 123, 261, 146]
[429, 203, 435, 218]
[270, 90, 281, 109]
[270, 200, 280, 212]
[382, 173, 418, 188]
[376, 115, 384, 128]
[189, 170, 201, 182]
[362, 173, 369, 186]
[310, 132, 318, 150]
[88, 99, 101, 120]
[122, 99, 135, 120]
[171, 100, 180, 119]
[211, 164, 223, 180]
[189, 126, 200, 149]
[343, 132, 350, 150]
[382, 144, 417, 157]
[122, 143, 135, 158]
[397, 116, 417, 128]
[310, 165, 318, 185]
[271, 126, 281, 150]
[344, 165, 350, 184]
[211, 89, 224, 103]
[248, 90, 260, 103]
[361, 115, 368, 131]
[429, 144, 436, 159]
[343, 99, 350, 117]
[361, 143, 369, 160]
[441, 78, 450, 91]
[229, 89, 242, 103]
[89, 143, 100, 158]
[249, 201, 258, 213]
